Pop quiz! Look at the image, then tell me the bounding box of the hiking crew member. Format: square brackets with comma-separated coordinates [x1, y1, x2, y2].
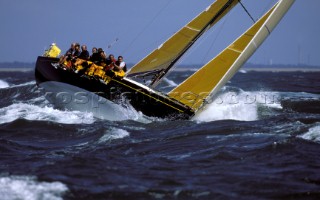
[105, 54, 116, 71]
[90, 47, 99, 64]
[72, 43, 81, 61]
[113, 56, 127, 72]
[52, 42, 76, 68]
[78, 45, 90, 60]
[96, 48, 107, 66]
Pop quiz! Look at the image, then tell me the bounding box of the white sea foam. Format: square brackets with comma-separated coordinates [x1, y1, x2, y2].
[38, 81, 148, 122]
[118, 102, 149, 122]
[0, 103, 95, 124]
[99, 128, 130, 143]
[193, 91, 282, 122]
[10, 81, 36, 88]
[0, 80, 10, 88]
[298, 125, 320, 143]
[0, 80, 35, 89]
[0, 175, 68, 200]
[163, 78, 178, 87]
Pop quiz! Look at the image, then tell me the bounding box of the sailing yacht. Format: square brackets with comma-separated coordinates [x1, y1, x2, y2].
[35, 0, 295, 120]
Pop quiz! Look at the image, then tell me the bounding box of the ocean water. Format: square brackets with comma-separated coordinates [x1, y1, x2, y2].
[0, 68, 320, 199]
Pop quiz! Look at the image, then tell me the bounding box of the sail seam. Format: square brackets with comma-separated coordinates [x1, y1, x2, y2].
[150, 0, 237, 87]
[172, 0, 293, 114]
[198, 1, 287, 112]
[245, 33, 255, 37]
[238, 0, 256, 23]
[228, 47, 242, 54]
[185, 26, 201, 32]
[169, 91, 202, 108]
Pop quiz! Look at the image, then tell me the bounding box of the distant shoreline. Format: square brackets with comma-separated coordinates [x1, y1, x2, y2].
[1, 67, 320, 72]
[0, 68, 34, 72]
[1, 61, 319, 71]
[243, 67, 320, 72]
[174, 67, 320, 72]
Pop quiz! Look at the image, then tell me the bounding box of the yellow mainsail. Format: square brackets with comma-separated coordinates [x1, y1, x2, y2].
[168, 0, 295, 111]
[127, 0, 239, 83]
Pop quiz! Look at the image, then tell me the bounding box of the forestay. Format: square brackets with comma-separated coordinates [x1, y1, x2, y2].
[168, 0, 295, 111]
[127, 0, 239, 86]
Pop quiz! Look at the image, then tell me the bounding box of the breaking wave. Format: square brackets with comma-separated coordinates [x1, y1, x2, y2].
[98, 128, 130, 143]
[193, 90, 282, 122]
[239, 69, 247, 74]
[0, 103, 95, 125]
[163, 78, 178, 87]
[10, 81, 36, 88]
[0, 175, 68, 200]
[0, 80, 9, 89]
[298, 124, 320, 143]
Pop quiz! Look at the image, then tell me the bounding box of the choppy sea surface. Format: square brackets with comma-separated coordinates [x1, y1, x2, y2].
[0, 68, 320, 200]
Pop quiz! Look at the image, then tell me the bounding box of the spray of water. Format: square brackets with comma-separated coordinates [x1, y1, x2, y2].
[0, 80, 10, 89]
[193, 90, 282, 122]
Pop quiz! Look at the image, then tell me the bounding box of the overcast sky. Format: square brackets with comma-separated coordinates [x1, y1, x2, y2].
[0, 0, 319, 66]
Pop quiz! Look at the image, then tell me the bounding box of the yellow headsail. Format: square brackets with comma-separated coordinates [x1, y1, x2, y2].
[127, 0, 239, 85]
[168, 0, 295, 111]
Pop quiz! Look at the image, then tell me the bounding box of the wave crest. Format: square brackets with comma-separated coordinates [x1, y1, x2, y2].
[0, 103, 95, 124]
[193, 90, 282, 122]
[298, 124, 320, 143]
[0, 80, 9, 89]
[0, 175, 68, 200]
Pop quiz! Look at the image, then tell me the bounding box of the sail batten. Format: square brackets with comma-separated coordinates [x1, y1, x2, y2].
[168, 0, 295, 111]
[127, 0, 239, 86]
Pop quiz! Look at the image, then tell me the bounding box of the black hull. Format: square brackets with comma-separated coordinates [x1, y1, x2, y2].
[35, 56, 194, 120]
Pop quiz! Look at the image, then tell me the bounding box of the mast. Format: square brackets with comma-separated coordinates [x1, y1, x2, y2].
[149, 0, 236, 87]
[127, 0, 239, 87]
[169, 0, 295, 111]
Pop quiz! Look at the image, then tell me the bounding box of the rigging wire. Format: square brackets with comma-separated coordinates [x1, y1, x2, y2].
[177, 4, 233, 66]
[174, 22, 218, 66]
[170, 29, 212, 68]
[201, 17, 228, 64]
[148, 30, 214, 87]
[171, 0, 258, 67]
[238, 0, 256, 23]
[121, 0, 172, 55]
[262, 0, 277, 17]
[166, 1, 234, 69]
[107, 38, 119, 49]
